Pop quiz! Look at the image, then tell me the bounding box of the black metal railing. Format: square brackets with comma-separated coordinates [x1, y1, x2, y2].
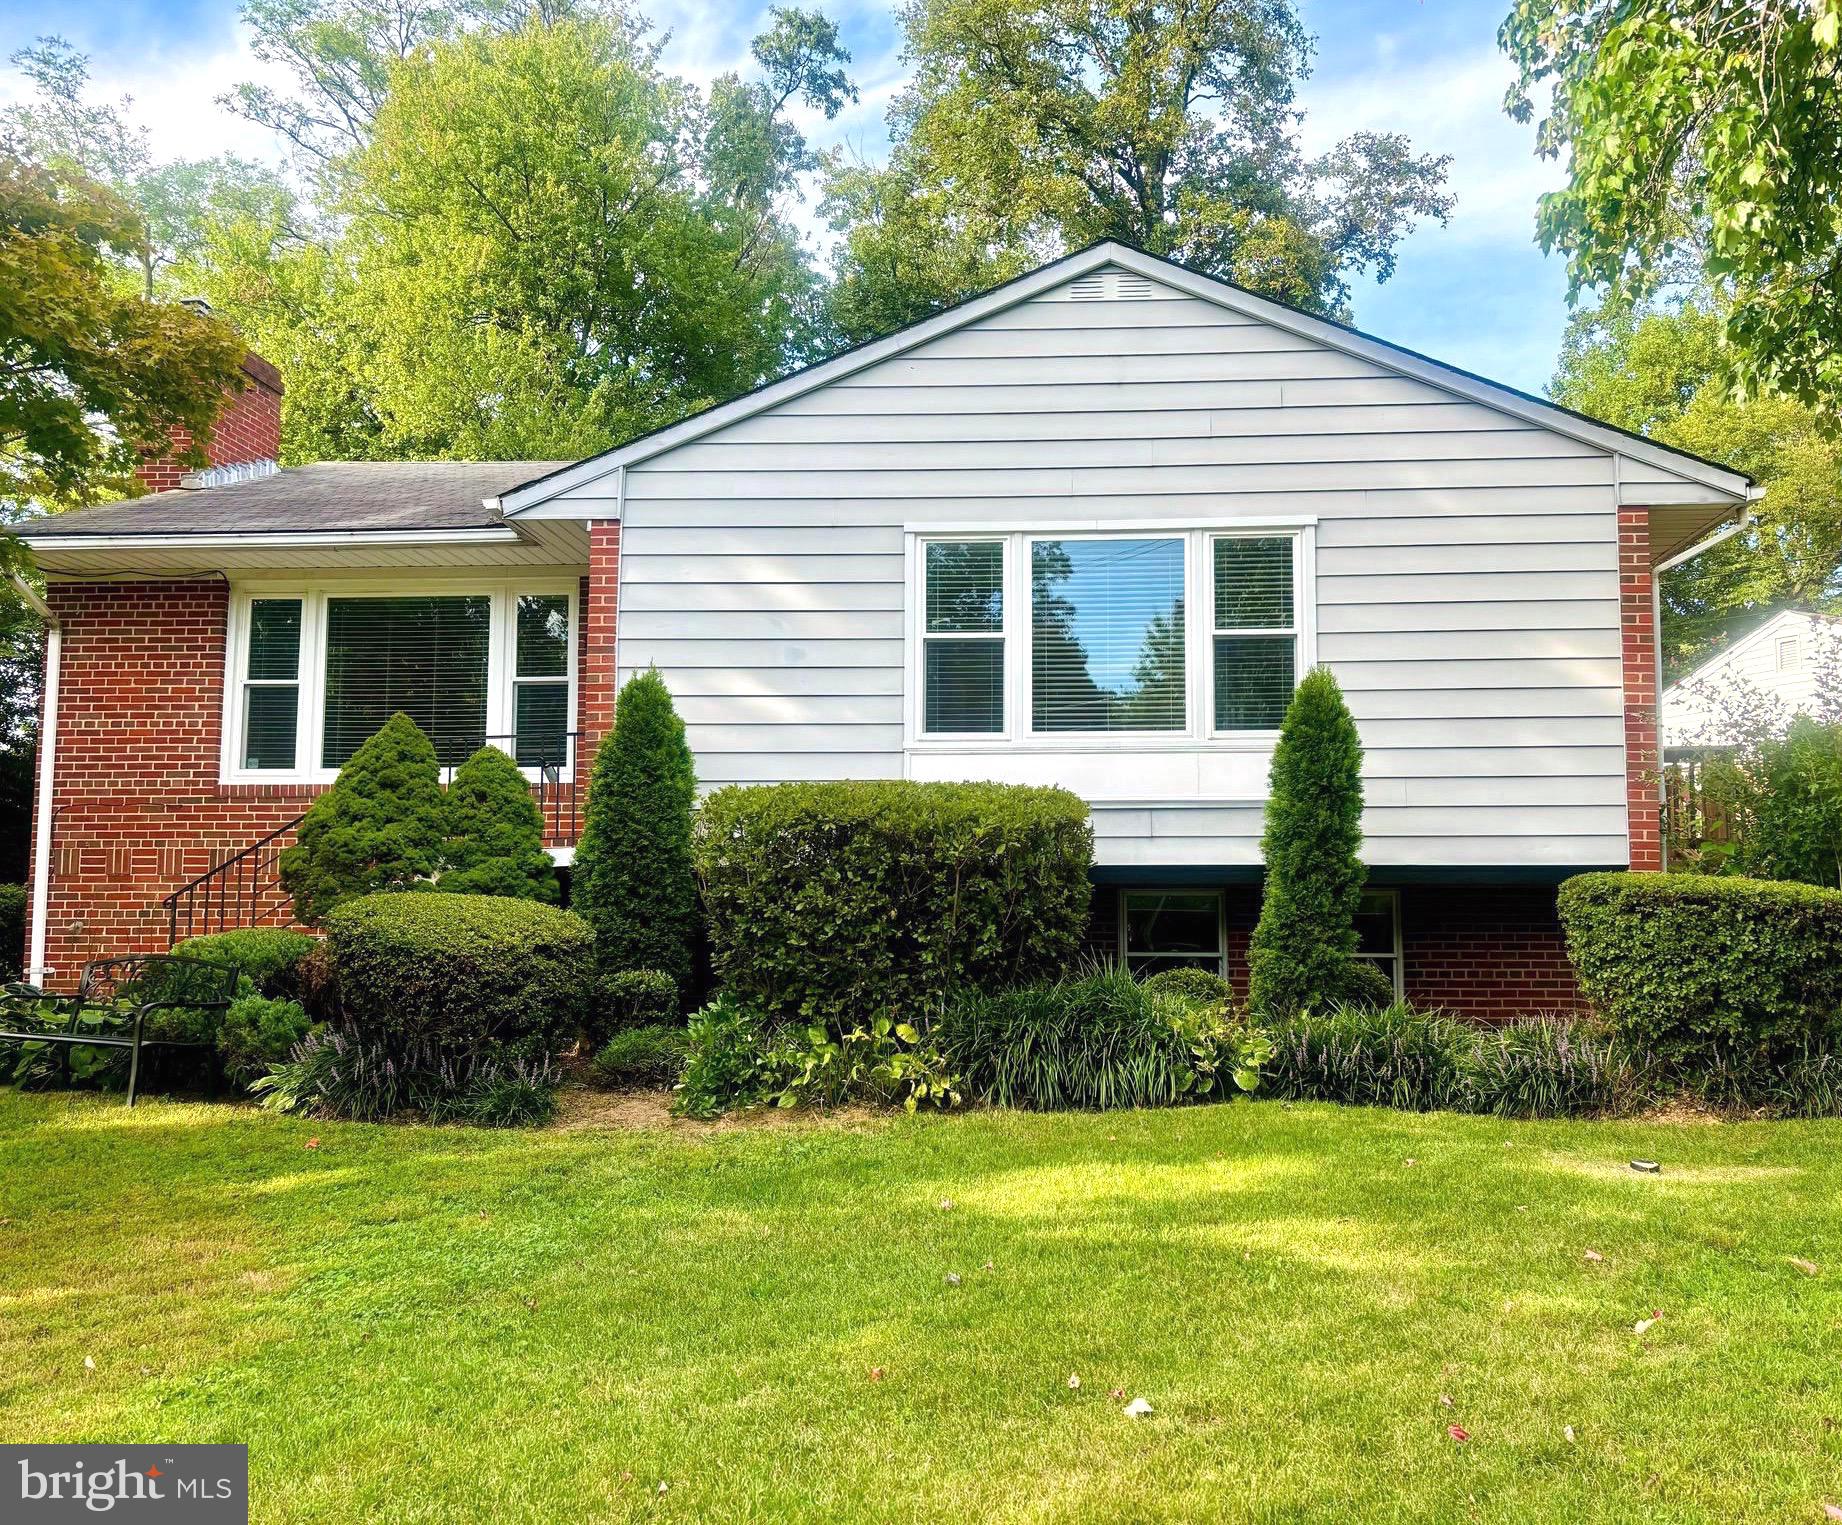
[163, 813, 306, 947]
[446, 731, 582, 847]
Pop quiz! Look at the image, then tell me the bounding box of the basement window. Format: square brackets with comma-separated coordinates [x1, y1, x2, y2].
[1120, 889, 1226, 976]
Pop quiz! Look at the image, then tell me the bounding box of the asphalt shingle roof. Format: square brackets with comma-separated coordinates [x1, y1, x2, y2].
[22, 461, 570, 537]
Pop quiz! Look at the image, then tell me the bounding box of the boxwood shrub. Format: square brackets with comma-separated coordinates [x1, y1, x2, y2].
[324, 892, 592, 1060]
[1557, 871, 1842, 1065]
[695, 780, 1092, 1024]
[172, 928, 319, 998]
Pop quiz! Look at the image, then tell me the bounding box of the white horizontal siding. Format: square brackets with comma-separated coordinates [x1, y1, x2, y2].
[596, 268, 1643, 869]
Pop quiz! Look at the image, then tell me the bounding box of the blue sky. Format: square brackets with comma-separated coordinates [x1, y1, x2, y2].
[0, 0, 1571, 392]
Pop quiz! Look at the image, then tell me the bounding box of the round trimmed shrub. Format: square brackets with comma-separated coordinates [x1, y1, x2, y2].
[218, 992, 317, 1088]
[173, 928, 319, 998]
[1557, 870, 1842, 1065]
[441, 745, 558, 903]
[1141, 966, 1232, 1008]
[592, 1023, 690, 1087]
[1336, 960, 1398, 1013]
[324, 892, 592, 1060]
[588, 967, 678, 1048]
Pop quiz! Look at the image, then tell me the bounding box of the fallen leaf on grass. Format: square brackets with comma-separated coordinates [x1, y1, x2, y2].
[1109, 1387, 1126, 1400]
[1438, 1394, 1454, 1409]
[1447, 1425, 1469, 1443]
[1821, 1505, 1842, 1523]
[304, 1138, 319, 1150]
[1563, 1426, 1576, 1444]
[83, 1356, 94, 1372]
[1067, 1374, 1081, 1390]
[944, 1273, 960, 1287]
[1633, 1315, 1659, 1336]
[981, 1260, 994, 1273]
[938, 1198, 954, 1211]
[868, 1367, 884, 1382]
[1583, 1250, 1605, 1263]
[1789, 1257, 1821, 1277]
[1123, 1398, 1154, 1418]
[1403, 1158, 1418, 1168]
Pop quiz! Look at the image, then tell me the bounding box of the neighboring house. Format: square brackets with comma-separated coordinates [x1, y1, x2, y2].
[10, 243, 1757, 1018]
[1662, 609, 1840, 751]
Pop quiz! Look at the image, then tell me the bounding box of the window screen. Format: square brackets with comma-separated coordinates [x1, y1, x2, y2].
[242, 598, 300, 770]
[1213, 536, 1296, 731]
[1031, 538, 1185, 732]
[321, 595, 491, 767]
[923, 541, 1004, 734]
[1122, 889, 1225, 975]
[513, 593, 571, 767]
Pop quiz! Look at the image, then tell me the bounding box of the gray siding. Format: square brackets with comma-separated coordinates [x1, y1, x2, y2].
[590, 271, 1650, 869]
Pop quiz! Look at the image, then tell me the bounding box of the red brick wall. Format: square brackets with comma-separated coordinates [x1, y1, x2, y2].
[1401, 886, 1584, 1020]
[580, 521, 621, 759]
[31, 581, 316, 983]
[1619, 507, 1662, 872]
[135, 354, 284, 492]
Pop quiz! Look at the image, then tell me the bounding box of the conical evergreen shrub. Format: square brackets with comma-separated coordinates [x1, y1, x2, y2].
[441, 745, 558, 903]
[1249, 667, 1367, 1019]
[279, 713, 446, 924]
[572, 669, 697, 1001]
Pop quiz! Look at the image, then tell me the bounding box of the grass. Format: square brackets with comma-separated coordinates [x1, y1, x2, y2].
[2, 1091, 1840, 1523]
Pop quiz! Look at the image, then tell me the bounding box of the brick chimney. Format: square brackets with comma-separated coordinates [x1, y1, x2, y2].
[135, 300, 285, 493]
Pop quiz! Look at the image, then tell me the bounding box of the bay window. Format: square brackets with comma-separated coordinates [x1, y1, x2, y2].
[912, 523, 1311, 743]
[224, 579, 577, 783]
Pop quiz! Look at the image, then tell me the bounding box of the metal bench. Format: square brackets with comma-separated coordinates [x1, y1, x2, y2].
[0, 955, 240, 1106]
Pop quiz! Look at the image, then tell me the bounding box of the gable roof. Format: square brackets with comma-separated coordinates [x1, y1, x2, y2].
[1663, 608, 1842, 696]
[493, 240, 1756, 518]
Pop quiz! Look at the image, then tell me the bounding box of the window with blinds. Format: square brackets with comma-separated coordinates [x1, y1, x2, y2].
[1212, 536, 1297, 731]
[923, 541, 1005, 734]
[242, 597, 301, 770]
[321, 595, 492, 767]
[1031, 537, 1185, 732]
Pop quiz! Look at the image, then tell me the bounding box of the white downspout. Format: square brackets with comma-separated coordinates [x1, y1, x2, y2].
[10, 574, 59, 986]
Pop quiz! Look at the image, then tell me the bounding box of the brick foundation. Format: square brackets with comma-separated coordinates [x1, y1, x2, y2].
[1619, 507, 1662, 872]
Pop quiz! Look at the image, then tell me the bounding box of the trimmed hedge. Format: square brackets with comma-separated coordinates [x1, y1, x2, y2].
[592, 1023, 690, 1087]
[0, 882, 23, 981]
[587, 968, 678, 1049]
[1141, 966, 1232, 1008]
[696, 780, 1092, 1024]
[1557, 871, 1842, 1064]
[172, 928, 319, 998]
[324, 892, 592, 1060]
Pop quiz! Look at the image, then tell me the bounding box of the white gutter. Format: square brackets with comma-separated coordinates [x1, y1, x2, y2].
[18, 526, 522, 552]
[10, 575, 58, 985]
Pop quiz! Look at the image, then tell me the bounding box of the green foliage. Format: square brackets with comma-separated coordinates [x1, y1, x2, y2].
[280, 713, 447, 923]
[0, 152, 245, 512]
[1557, 871, 1842, 1067]
[171, 928, 318, 998]
[440, 745, 558, 903]
[1742, 717, 1842, 889]
[940, 965, 1267, 1111]
[218, 992, 317, 1090]
[0, 882, 23, 981]
[674, 995, 781, 1119]
[1140, 965, 1232, 1009]
[1550, 298, 1842, 673]
[1337, 961, 1399, 1014]
[1265, 1004, 1644, 1118]
[768, 1016, 963, 1114]
[695, 780, 1092, 1025]
[588, 968, 679, 1050]
[254, 1027, 559, 1125]
[820, 0, 1452, 343]
[591, 1024, 691, 1088]
[573, 671, 699, 1000]
[324, 891, 592, 1062]
[1501, 0, 1842, 412]
[1249, 668, 1366, 1019]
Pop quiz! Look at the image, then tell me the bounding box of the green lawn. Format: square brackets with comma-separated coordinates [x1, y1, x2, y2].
[2, 1092, 1839, 1523]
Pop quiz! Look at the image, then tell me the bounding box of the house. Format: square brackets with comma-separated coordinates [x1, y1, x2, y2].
[1662, 609, 1839, 751]
[11, 243, 1757, 1017]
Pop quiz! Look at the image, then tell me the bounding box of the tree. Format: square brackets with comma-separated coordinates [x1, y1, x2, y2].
[279, 713, 447, 922]
[441, 745, 558, 902]
[1248, 667, 1365, 1018]
[1551, 296, 1842, 675]
[1500, 0, 1842, 411]
[821, 0, 1453, 344]
[572, 670, 698, 1002]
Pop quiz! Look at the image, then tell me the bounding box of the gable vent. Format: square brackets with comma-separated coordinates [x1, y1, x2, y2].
[1064, 269, 1158, 301]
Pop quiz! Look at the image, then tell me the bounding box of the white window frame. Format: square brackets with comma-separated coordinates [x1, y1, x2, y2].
[1119, 887, 1227, 977]
[906, 520, 1315, 750]
[1354, 888, 1404, 1002]
[221, 575, 579, 786]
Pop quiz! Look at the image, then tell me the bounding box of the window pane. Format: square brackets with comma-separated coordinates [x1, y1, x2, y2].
[515, 683, 569, 767]
[247, 598, 301, 681]
[1355, 893, 1397, 956]
[924, 640, 1004, 733]
[926, 542, 1003, 632]
[321, 595, 491, 768]
[1032, 539, 1185, 732]
[516, 594, 569, 678]
[1214, 537, 1293, 628]
[1124, 892, 1221, 959]
[1356, 955, 1400, 996]
[1213, 634, 1295, 730]
[243, 684, 298, 770]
